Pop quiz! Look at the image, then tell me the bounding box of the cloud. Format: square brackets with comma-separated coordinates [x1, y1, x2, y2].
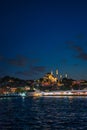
[65, 41, 75, 45]
[71, 45, 87, 61]
[65, 40, 83, 53]
[16, 71, 39, 79]
[71, 45, 83, 53]
[75, 34, 84, 40]
[76, 52, 87, 61]
[7, 54, 41, 68]
[0, 54, 46, 78]
[0, 55, 4, 61]
[28, 58, 41, 64]
[8, 59, 25, 67]
[65, 35, 87, 61]
[73, 63, 79, 67]
[30, 66, 46, 73]
[0, 68, 7, 77]
[8, 56, 27, 67]
[16, 71, 33, 77]
[16, 66, 46, 78]
[60, 59, 68, 64]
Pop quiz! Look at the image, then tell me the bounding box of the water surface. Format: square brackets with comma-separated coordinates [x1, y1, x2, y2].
[0, 96, 87, 130]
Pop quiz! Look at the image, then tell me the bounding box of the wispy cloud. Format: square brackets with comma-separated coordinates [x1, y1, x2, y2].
[75, 34, 84, 40]
[71, 45, 83, 53]
[71, 45, 87, 61]
[16, 66, 46, 78]
[65, 41, 75, 45]
[0, 53, 46, 78]
[28, 58, 41, 64]
[7, 54, 41, 67]
[30, 66, 46, 72]
[65, 34, 87, 61]
[0, 68, 7, 77]
[0, 55, 4, 61]
[8, 55, 28, 67]
[16, 71, 33, 77]
[76, 52, 87, 61]
[60, 59, 68, 64]
[73, 63, 79, 67]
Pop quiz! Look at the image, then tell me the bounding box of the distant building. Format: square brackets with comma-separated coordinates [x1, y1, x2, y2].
[10, 88, 17, 93]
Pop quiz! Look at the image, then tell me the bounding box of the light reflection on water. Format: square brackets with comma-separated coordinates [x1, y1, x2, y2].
[0, 96, 87, 129]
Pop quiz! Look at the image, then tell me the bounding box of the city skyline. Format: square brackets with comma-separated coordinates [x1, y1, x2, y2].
[0, 0, 87, 80]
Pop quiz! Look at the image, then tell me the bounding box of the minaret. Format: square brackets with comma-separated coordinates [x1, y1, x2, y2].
[60, 75, 62, 82]
[56, 69, 58, 76]
[56, 69, 58, 81]
[65, 74, 68, 78]
[51, 70, 53, 75]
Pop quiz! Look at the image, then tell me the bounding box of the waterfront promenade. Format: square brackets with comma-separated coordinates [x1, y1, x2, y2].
[27, 90, 87, 97]
[41, 90, 87, 96]
[1, 90, 87, 97]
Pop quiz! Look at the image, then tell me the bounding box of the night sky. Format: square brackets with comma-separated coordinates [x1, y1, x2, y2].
[0, 0, 87, 80]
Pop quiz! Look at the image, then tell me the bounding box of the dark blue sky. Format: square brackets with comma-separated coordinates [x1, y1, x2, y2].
[0, 0, 87, 80]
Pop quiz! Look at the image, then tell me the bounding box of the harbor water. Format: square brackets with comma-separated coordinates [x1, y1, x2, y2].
[0, 96, 87, 129]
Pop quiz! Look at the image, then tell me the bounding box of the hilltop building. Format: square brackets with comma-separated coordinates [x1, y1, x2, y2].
[43, 72, 58, 83]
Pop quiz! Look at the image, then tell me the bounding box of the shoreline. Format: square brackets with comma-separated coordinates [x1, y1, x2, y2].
[27, 90, 87, 97]
[1, 90, 87, 97]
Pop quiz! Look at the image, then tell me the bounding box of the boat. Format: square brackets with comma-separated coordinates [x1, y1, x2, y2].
[0, 92, 26, 98]
[27, 90, 42, 97]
